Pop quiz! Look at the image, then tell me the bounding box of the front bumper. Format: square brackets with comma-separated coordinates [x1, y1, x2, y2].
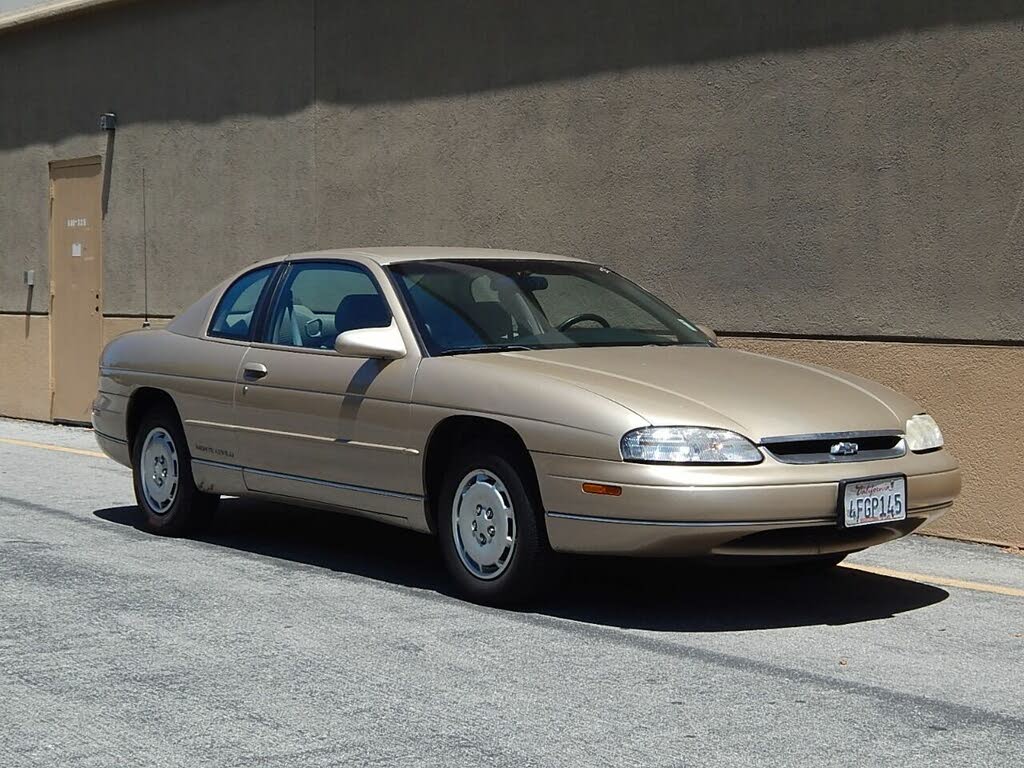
[532, 448, 961, 557]
[92, 391, 132, 467]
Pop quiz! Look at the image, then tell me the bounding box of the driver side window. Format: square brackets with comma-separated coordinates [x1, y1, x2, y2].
[262, 262, 391, 349]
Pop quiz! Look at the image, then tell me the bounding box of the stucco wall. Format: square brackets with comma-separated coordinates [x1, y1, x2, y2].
[0, 314, 168, 423]
[102, 315, 168, 344]
[0, 0, 316, 317]
[314, 1, 1024, 343]
[1, 0, 1023, 341]
[0, 314, 51, 421]
[725, 337, 1024, 548]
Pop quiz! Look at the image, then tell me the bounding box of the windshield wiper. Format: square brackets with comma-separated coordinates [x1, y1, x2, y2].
[435, 344, 536, 356]
[642, 341, 711, 347]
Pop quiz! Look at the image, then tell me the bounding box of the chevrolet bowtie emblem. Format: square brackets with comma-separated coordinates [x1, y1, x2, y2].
[830, 441, 860, 456]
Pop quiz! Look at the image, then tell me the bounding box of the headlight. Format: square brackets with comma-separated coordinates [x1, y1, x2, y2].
[906, 414, 944, 452]
[621, 426, 762, 464]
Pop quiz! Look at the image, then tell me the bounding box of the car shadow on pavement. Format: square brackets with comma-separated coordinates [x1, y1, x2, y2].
[95, 498, 948, 632]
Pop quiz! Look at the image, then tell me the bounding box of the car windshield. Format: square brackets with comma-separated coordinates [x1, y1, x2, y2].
[388, 259, 711, 356]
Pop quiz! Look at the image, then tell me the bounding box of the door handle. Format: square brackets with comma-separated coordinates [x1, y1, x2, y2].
[242, 362, 268, 380]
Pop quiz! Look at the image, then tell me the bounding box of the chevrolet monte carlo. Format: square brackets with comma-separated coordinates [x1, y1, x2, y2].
[93, 247, 961, 604]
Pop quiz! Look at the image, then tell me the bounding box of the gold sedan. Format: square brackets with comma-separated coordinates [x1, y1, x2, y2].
[93, 248, 961, 604]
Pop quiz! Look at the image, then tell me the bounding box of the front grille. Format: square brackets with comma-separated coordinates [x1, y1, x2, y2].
[761, 431, 905, 464]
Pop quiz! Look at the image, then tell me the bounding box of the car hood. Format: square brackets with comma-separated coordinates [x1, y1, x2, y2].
[488, 345, 919, 441]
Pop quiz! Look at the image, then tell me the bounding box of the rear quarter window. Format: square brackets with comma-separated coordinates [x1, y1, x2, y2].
[208, 266, 276, 340]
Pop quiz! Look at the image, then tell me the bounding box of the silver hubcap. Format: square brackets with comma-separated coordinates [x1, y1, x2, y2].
[452, 469, 516, 580]
[140, 427, 179, 514]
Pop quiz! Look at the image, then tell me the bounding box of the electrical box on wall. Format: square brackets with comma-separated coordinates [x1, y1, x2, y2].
[24, 269, 34, 287]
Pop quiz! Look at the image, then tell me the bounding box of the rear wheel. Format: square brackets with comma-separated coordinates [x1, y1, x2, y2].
[131, 406, 218, 535]
[438, 443, 550, 605]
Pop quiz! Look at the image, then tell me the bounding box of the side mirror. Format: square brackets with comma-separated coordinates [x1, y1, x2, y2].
[334, 320, 407, 360]
[695, 323, 718, 345]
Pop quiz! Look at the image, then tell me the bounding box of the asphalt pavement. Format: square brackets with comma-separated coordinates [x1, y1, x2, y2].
[1, 417, 1022, 767]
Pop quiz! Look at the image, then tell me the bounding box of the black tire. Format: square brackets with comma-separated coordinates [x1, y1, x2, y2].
[131, 404, 218, 536]
[437, 441, 551, 605]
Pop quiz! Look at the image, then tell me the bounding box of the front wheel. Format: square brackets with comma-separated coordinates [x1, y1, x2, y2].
[131, 406, 218, 536]
[438, 444, 551, 605]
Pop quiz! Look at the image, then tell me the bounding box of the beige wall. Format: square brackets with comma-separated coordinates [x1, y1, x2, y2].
[0, 314, 168, 423]
[0, 314, 51, 421]
[102, 316, 169, 344]
[725, 337, 1024, 548]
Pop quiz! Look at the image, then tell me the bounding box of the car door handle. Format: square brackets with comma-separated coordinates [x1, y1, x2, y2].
[242, 363, 268, 380]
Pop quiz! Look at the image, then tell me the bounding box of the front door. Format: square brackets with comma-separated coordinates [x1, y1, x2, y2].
[49, 157, 103, 423]
[232, 260, 421, 522]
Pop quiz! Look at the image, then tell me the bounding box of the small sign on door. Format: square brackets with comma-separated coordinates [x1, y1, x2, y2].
[71, 242, 82, 258]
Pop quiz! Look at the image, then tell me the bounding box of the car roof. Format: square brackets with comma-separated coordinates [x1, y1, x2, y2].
[281, 246, 591, 266]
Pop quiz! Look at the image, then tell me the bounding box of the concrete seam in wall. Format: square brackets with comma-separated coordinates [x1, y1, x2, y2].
[0, 311, 174, 318]
[719, 332, 1024, 349]
[5, 312, 1024, 346]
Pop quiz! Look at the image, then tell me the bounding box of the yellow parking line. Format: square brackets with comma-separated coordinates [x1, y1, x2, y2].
[842, 562, 1024, 598]
[0, 436, 106, 459]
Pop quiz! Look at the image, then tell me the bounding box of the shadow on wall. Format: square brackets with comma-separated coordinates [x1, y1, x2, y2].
[1, 0, 1023, 148]
[322, 0, 1024, 102]
[93, 497, 949, 633]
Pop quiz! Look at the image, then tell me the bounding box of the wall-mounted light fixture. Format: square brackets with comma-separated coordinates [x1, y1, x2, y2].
[99, 112, 117, 131]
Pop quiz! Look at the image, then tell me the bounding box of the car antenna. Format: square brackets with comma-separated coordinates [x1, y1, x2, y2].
[141, 167, 150, 328]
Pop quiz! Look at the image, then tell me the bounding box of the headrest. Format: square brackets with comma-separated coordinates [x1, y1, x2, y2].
[468, 301, 513, 342]
[335, 294, 391, 336]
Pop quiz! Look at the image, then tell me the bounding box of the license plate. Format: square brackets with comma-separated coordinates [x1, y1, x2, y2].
[839, 476, 906, 528]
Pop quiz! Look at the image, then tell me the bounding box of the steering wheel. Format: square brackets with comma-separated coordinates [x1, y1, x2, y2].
[557, 313, 611, 331]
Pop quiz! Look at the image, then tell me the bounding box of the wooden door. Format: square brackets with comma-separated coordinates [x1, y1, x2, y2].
[49, 157, 103, 423]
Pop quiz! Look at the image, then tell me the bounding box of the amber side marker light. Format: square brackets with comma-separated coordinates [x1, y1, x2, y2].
[581, 482, 623, 496]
